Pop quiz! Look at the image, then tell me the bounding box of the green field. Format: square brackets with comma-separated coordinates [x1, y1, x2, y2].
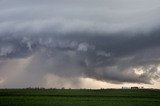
[0, 89, 160, 106]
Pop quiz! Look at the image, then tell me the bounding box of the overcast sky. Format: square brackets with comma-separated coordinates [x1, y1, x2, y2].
[0, 0, 160, 89]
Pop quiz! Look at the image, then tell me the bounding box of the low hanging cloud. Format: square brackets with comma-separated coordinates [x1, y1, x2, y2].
[0, 0, 160, 88]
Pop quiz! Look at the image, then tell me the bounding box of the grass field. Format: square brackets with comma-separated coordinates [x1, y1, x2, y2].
[0, 89, 160, 106]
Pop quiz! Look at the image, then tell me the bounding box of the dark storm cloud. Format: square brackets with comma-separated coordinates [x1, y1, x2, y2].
[0, 31, 160, 84]
[0, 0, 160, 87]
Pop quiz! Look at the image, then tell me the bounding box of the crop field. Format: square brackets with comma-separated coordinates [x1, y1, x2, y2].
[0, 89, 160, 106]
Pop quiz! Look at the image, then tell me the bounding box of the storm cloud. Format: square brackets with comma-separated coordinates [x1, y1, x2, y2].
[0, 0, 160, 88]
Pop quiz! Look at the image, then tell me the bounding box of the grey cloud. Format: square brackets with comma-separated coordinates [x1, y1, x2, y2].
[0, 32, 160, 85]
[1, 0, 160, 34]
[0, 0, 160, 88]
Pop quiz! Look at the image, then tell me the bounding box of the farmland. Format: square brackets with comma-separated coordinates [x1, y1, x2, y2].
[0, 89, 160, 106]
